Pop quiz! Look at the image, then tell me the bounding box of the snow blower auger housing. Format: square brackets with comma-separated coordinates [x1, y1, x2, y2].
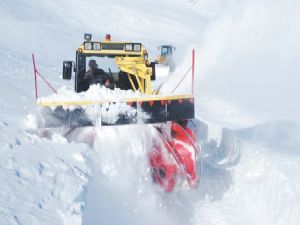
[36, 33, 195, 127]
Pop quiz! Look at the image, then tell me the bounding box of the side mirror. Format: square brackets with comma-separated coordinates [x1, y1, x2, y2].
[157, 46, 161, 51]
[62, 61, 73, 80]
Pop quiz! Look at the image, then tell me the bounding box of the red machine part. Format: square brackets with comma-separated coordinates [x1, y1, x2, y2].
[148, 120, 199, 192]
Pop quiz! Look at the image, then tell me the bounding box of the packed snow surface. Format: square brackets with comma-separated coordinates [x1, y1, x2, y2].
[0, 0, 300, 225]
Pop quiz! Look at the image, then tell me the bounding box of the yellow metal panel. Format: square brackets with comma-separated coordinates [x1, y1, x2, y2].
[78, 42, 146, 56]
[37, 95, 194, 107]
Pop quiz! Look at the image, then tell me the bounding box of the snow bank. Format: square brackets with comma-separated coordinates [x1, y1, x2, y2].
[0, 125, 91, 225]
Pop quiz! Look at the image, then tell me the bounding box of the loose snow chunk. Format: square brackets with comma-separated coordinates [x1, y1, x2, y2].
[37, 84, 144, 103]
[24, 114, 38, 130]
[72, 153, 85, 162]
[52, 133, 68, 144]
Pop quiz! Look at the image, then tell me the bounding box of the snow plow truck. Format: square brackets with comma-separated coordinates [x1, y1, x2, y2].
[34, 33, 200, 192]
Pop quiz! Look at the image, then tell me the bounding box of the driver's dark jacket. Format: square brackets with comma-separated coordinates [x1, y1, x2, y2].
[85, 68, 109, 84]
[79, 68, 110, 91]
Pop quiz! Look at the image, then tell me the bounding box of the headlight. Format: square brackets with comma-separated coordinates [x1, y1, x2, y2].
[84, 42, 92, 50]
[133, 44, 141, 52]
[93, 43, 100, 50]
[125, 43, 133, 51]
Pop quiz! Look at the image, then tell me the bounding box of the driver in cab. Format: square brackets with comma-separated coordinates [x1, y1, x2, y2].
[81, 59, 113, 90]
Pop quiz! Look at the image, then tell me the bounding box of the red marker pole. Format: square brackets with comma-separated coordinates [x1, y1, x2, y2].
[192, 49, 195, 95]
[32, 54, 38, 100]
